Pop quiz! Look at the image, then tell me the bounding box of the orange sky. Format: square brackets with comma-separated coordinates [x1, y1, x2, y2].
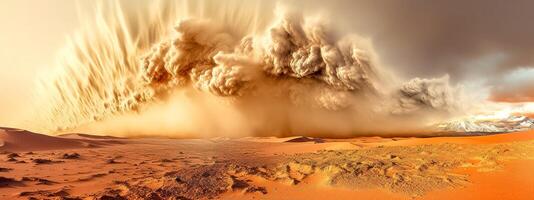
[0, 0, 83, 127]
[490, 89, 534, 103]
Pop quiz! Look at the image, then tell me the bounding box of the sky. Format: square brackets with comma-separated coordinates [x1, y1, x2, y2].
[0, 0, 80, 126]
[0, 0, 533, 129]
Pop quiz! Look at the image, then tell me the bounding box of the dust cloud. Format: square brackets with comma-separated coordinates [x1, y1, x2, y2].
[33, 0, 466, 137]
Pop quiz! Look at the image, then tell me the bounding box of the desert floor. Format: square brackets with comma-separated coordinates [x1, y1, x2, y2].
[1, 127, 533, 200]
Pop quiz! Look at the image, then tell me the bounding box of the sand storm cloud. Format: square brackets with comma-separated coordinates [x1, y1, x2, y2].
[34, 0, 464, 137]
[140, 12, 381, 108]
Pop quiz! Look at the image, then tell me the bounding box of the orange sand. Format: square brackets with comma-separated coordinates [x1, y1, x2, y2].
[1, 127, 533, 199]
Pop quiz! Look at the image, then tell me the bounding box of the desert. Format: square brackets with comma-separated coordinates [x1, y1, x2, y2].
[2, 0, 534, 199]
[1, 127, 533, 199]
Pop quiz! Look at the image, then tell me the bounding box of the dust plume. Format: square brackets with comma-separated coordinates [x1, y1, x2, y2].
[33, 0, 465, 137]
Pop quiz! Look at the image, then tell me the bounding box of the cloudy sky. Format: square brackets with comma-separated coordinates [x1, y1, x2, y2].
[1, 0, 533, 127]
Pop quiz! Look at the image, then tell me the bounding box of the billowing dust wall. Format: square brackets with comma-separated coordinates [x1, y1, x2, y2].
[34, 0, 462, 137]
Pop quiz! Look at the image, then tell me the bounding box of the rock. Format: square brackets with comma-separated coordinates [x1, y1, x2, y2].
[21, 177, 56, 185]
[7, 153, 20, 158]
[33, 159, 53, 164]
[0, 176, 20, 187]
[0, 167, 12, 172]
[245, 186, 268, 194]
[106, 159, 118, 164]
[62, 153, 81, 159]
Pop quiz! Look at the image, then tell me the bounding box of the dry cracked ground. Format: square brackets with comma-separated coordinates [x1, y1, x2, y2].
[1, 130, 534, 200]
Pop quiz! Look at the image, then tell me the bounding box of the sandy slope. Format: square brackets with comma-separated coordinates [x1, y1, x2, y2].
[0, 128, 533, 200]
[1, 127, 86, 152]
[0, 127, 120, 152]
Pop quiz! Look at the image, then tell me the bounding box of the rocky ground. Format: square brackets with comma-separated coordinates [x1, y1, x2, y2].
[1, 128, 534, 200]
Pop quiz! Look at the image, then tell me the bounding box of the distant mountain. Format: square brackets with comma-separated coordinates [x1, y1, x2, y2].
[435, 115, 534, 134]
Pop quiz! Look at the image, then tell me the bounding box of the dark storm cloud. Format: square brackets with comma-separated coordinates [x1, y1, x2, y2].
[287, 0, 534, 81]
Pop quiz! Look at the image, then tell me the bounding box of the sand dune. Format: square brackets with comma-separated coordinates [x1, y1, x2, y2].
[284, 136, 325, 143]
[58, 133, 122, 140]
[0, 127, 119, 152]
[0, 127, 533, 199]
